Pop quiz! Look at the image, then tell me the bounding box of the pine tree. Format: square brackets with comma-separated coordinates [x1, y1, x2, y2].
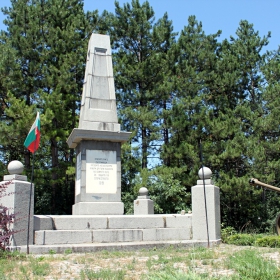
[249, 47, 280, 231]
[206, 20, 271, 230]
[0, 0, 44, 169]
[0, 0, 98, 214]
[107, 0, 176, 170]
[161, 16, 221, 188]
[95, 0, 178, 213]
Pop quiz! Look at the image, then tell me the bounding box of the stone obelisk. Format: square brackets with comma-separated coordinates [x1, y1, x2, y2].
[67, 34, 131, 215]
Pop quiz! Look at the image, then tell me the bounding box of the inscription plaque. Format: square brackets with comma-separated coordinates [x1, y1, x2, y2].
[86, 150, 117, 193]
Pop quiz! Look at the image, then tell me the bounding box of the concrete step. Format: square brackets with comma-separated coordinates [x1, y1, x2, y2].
[34, 214, 192, 231]
[34, 227, 192, 245]
[16, 239, 221, 254]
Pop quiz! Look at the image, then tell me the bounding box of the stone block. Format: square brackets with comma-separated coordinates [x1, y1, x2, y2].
[108, 215, 164, 229]
[34, 215, 53, 230]
[3, 175, 27, 181]
[67, 129, 130, 148]
[72, 202, 124, 215]
[164, 214, 192, 228]
[134, 199, 154, 215]
[34, 230, 92, 245]
[92, 229, 143, 243]
[49, 215, 108, 230]
[196, 179, 214, 185]
[143, 228, 192, 241]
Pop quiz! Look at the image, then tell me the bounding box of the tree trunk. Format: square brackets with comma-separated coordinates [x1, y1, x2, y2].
[142, 126, 148, 169]
[51, 138, 58, 213]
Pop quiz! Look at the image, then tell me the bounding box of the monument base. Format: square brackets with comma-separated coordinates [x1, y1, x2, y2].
[72, 202, 124, 215]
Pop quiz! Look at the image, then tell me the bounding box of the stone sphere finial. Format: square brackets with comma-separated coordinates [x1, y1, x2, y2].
[8, 160, 24, 175]
[198, 167, 212, 179]
[139, 187, 149, 196]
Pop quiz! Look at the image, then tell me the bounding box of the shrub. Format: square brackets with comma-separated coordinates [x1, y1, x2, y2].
[221, 225, 237, 243]
[223, 233, 280, 248]
[256, 236, 280, 248]
[225, 233, 261, 246]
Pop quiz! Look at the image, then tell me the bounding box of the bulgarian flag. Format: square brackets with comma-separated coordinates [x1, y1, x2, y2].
[24, 112, 40, 153]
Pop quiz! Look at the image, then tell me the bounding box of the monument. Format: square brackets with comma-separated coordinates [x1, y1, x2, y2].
[0, 33, 221, 253]
[67, 34, 131, 215]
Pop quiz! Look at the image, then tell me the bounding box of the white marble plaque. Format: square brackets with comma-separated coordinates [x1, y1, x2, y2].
[76, 152, 81, 195]
[86, 150, 117, 193]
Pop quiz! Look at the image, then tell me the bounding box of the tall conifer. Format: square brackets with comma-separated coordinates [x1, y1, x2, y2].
[0, 0, 98, 214]
[107, 0, 176, 170]
[207, 21, 270, 229]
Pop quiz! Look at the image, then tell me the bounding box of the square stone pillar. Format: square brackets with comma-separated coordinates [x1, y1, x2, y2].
[134, 187, 154, 215]
[191, 167, 221, 241]
[0, 162, 34, 247]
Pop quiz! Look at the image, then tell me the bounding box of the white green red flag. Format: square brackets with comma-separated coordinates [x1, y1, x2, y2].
[24, 112, 40, 153]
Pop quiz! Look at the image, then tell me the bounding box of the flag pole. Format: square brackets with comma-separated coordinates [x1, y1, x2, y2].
[199, 139, 210, 248]
[24, 112, 40, 254]
[26, 149, 35, 254]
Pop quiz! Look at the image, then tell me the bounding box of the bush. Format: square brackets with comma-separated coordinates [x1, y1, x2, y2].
[221, 225, 237, 243]
[256, 236, 280, 248]
[225, 233, 262, 246]
[223, 232, 280, 248]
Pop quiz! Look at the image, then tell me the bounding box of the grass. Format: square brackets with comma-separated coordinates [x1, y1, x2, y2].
[0, 244, 279, 279]
[226, 249, 280, 280]
[80, 267, 126, 279]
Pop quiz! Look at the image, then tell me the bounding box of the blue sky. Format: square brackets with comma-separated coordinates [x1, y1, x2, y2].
[0, 0, 279, 51]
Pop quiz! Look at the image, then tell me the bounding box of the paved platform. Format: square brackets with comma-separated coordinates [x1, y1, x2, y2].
[33, 214, 193, 245]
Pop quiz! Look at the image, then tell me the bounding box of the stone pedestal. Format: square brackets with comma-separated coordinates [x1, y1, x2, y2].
[68, 132, 130, 215]
[0, 161, 34, 247]
[67, 34, 131, 215]
[134, 187, 154, 215]
[191, 167, 221, 241]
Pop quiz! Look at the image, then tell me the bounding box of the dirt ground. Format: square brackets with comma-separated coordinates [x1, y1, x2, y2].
[22, 244, 278, 279]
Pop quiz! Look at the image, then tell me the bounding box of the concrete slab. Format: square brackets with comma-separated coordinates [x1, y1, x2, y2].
[12, 239, 222, 254]
[34, 229, 145, 245]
